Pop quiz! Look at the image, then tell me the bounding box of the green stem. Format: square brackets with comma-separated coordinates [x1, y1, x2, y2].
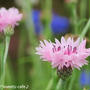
[56, 79, 62, 90]
[0, 42, 4, 77]
[6, 62, 13, 90]
[46, 78, 54, 90]
[80, 19, 90, 40]
[72, 4, 78, 34]
[68, 70, 76, 90]
[45, 70, 56, 90]
[42, 0, 52, 39]
[80, 0, 87, 19]
[0, 36, 10, 90]
[17, 30, 27, 84]
[89, 0, 90, 17]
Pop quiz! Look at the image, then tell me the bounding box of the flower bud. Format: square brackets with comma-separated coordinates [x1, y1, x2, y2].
[57, 66, 72, 80]
[4, 25, 14, 36]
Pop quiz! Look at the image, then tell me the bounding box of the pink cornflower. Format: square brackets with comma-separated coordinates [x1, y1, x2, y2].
[36, 37, 90, 70]
[0, 7, 22, 32]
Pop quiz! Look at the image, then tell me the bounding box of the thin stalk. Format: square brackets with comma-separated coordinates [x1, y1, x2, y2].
[80, 19, 90, 40]
[46, 70, 56, 90]
[72, 5, 78, 34]
[56, 79, 62, 90]
[0, 42, 4, 77]
[45, 0, 52, 10]
[0, 36, 10, 90]
[6, 62, 13, 90]
[46, 78, 54, 90]
[44, 0, 52, 39]
[17, 30, 27, 84]
[89, 0, 90, 17]
[68, 70, 76, 90]
[68, 70, 80, 90]
[22, 0, 36, 45]
[41, 0, 52, 39]
[80, 0, 87, 19]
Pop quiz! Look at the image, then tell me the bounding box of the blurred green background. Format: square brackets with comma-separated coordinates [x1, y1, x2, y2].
[0, 0, 90, 90]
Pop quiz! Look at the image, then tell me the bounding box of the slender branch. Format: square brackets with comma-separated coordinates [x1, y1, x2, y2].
[0, 36, 10, 90]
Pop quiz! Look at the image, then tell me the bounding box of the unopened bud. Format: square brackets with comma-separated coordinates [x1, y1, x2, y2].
[4, 25, 14, 36]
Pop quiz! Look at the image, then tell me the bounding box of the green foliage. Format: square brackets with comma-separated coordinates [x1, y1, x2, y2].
[0, 0, 90, 90]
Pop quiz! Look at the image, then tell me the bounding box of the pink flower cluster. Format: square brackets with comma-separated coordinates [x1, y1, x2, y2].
[36, 37, 90, 70]
[0, 7, 22, 32]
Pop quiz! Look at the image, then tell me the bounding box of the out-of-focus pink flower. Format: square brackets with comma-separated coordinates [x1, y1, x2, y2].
[36, 37, 90, 70]
[0, 7, 22, 32]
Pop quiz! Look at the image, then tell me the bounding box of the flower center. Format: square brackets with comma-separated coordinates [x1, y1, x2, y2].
[52, 45, 61, 53]
[65, 45, 77, 55]
[52, 45, 77, 55]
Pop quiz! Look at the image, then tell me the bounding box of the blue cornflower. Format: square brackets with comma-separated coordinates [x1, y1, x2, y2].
[80, 71, 90, 87]
[51, 14, 70, 34]
[32, 10, 43, 35]
[32, 10, 70, 35]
